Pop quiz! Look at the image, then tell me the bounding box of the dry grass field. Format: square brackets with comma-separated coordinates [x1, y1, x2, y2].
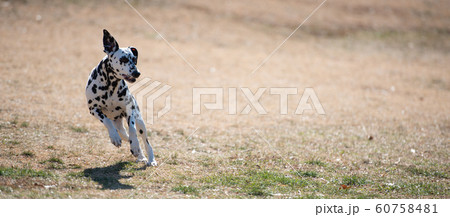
[0, 0, 449, 198]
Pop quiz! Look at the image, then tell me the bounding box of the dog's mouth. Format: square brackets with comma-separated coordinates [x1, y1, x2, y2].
[121, 74, 136, 83]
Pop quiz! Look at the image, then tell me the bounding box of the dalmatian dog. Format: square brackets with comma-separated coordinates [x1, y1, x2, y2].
[85, 29, 157, 167]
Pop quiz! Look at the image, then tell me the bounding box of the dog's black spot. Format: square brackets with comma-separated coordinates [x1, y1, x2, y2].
[101, 100, 105, 104]
[139, 129, 143, 134]
[93, 104, 98, 107]
[131, 121, 134, 125]
[109, 76, 114, 80]
[88, 99, 92, 104]
[92, 68, 98, 80]
[146, 139, 149, 144]
[130, 149, 134, 155]
[116, 69, 119, 72]
[127, 116, 131, 125]
[100, 78, 104, 82]
[119, 56, 129, 64]
[115, 106, 121, 111]
[119, 98, 123, 101]
[87, 79, 92, 86]
[95, 96, 100, 101]
[131, 105, 135, 110]
[92, 84, 97, 94]
[129, 140, 133, 144]
[99, 85, 108, 91]
[96, 110, 104, 119]
[111, 80, 118, 88]
[118, 88, 127, 98]
[101, 93, 108, 100]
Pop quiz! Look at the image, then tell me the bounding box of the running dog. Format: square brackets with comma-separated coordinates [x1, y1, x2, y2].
[85, 29, 156, 166]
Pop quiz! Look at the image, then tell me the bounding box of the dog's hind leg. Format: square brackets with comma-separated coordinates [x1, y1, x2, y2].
[126, 112, 147, 164]
[136, 116, 157, 166]
[89, 108, 121, 147]
[113, 118, 129, 142]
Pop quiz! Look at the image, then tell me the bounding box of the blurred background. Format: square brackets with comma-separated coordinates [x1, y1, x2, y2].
[1, 0, 448, 128]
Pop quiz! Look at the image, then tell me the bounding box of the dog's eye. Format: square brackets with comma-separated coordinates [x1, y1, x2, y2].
[119, 56, 129, 64]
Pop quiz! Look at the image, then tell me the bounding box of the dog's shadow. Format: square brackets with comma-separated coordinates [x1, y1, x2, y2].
[83, 161, 145, 190]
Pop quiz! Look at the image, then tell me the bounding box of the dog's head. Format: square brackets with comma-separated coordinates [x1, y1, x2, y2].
[102, 29, 140, 83]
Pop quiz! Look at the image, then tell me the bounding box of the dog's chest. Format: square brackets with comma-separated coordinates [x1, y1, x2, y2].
[101, 94, 127, 117]
[87, 74, 131, 119]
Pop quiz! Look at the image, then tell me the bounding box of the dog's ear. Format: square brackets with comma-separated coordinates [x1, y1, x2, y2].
[103, 29, 119, 55]
[129, 47, 138, 64]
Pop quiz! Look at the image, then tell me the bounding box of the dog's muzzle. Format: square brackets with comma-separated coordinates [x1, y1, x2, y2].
[122, 74, 137, 83]
[131, 71, 140, 78]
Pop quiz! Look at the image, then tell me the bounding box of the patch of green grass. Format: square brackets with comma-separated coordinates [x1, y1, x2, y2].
[0, 186, 13, 193]
[66, 171, 85, 178]
[47, 157, 64, 164]
[293, 170, 318, 178]
[201, 170, 308, 197]
[121, 161, 141, 172]
[199, 156, 214, 168]
[21, 151, 35, 157]
[46, 145, 55, 150]
[400, 182, 448, 196]
[41, 157, 65, 169]
[305, 159, 327, 167]
[172, 185, 199, 195]
[6, 140, 20, 145]
[47, 163, 66, 170]
[20, 122, 29, 128]
[0, 167, 53, 178]
[68, 164, 82, 169]
[246, 185, 269, 196]
[407, 166, 448, 179]
[167, 153, 179, 165]
[377, 183, 401, 193]
[41, 157, 66, 170]
[341, 175, 367, 186]
[69, 125, 88, 133]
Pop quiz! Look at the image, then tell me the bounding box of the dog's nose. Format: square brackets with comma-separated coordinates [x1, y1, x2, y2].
[131, 71, 140, 78]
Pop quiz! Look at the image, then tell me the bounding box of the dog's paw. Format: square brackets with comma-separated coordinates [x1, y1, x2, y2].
[136, 157, 148, 164]
[147, 160, 157, 167]
[109, 131, 122, 148]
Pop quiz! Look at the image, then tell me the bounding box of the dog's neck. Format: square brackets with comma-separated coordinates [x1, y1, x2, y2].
[97, 56, 122, 92]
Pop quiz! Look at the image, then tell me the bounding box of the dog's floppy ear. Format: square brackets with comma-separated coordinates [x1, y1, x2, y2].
[129, 47, 138, 64]
[103, 29, 119, 55]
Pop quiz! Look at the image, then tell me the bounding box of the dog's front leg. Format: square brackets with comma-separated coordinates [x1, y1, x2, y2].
[89, 108, 121, 147]
[127, 113, 147, 163]
[135, 116, 157, 166]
